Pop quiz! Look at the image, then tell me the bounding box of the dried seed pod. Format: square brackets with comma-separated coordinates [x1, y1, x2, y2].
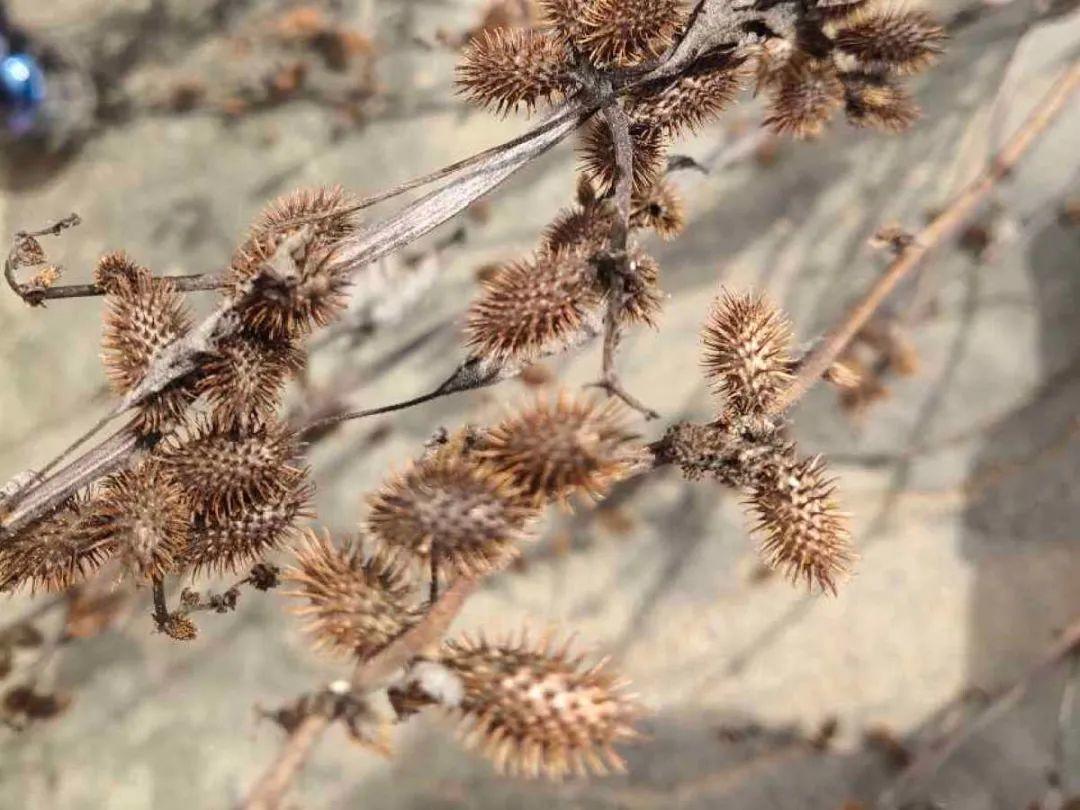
[456, 28, 573, 115]
[543, 200, 616, 258]
[702, 289, 793, 417]
[613, 248, 664, 328]
[159, 419, 303, 519]
[476, 392, 638, 503]
[160, 613, 198, 641]
[747, 454, 853, 593]
[538, 0, 589, 47]
[442, 631, 639, 778]
[93, 251, 141, 294]
[101, 261, 196, 434]
[630, 181, 685, 240]
[228, 186, 360, 339]
[185, 469, 312, 576]
[284, 530, 421, 660]
[0, 505, 112, 594]
[465, 253, 601, 363]
[578, 0, 687, 68]
[764, 59, 844, 139]
[630, 64, 746, 137]
[88, 462, 190, 581]
[579, 117, 667, 197]
[834, 9, 945, 75]
[367, 452, 537, 579]
[197, 333, 305, 431]
[843, 72, 920, 132]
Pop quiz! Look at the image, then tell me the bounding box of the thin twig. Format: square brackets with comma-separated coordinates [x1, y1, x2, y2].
[877, 614, 1080, 808]
[240, 578, 477, 810]
[150, 576, 170, 630]
[769, 61, 1080, 416]
[241, 713, 331, 810]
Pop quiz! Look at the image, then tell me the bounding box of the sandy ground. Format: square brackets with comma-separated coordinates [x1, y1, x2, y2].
[1, 1, 1079, 808]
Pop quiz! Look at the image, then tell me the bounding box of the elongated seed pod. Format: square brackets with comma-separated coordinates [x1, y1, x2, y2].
[442, 631, 639, 778]
[284, 530, 421, 660]
[579, 117, 667, 197]
[577, 0, 687, 68]
[457, 28, 573, 115]
[227, 186, 360, 339]
[185, 468, 313, 576]
[101, 260, 196, 434]
[747, 454, 854, 594]
[834, 9, 945, 76]
[196, 333, 305, 431]
[465, 252, 601, 363]
[476, 392, 638, 504]
[701, 289, 793, 417]
[367, 451, 537, 579]
[764, 59, 845, 139]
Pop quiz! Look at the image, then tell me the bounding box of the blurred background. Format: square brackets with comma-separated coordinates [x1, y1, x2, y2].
[1, 1, 1078, 807]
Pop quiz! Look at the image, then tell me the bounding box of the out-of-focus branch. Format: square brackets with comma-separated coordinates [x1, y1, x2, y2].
[239, 578, 478, 810]
[768, 61, 1080, 415]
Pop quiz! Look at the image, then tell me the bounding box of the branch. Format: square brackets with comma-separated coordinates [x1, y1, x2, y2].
[239, 578, 478, 810]
[768, 61, 1080, 415]
[241, 713, 331, 810]
[877, 614, 1080, 808]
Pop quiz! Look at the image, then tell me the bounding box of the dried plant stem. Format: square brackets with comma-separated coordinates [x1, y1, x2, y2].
[150, 576, 170, 629]
[878, 613, 1080, 808]
[769, 60, 1080, 416]
[242, 713, 331, 810]
[240, 578, 478, 810]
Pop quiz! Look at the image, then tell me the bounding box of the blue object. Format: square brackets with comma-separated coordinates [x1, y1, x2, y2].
[1, 53, 46, 108]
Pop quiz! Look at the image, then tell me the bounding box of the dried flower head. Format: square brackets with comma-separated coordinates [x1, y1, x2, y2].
[197, 334, 305, 431]
[101, 261, 196, 434]
[539, 0, 588, 46]
[285, 530, 420, 660]
[630, 64, 746, 137]
[748, 454, 854, 593]
[764, 59, 844, 139]
[843, 73, 920, 132]
[465, 253, 601, 363]
[613, 248, 664, 328]
[702, 289, 793, 416]
[578, 0, 687, 68]
[812, 0, 871, 21]
[367, 452, 537, 579]
[185, 469, 312, 576]
[457, 28, 572, 115]
[0, 505, 111, 594]
[630, 181, 685, 240]
[93, 251, 141, 294]
[443, 631, 639, 778]
[543, 200, 616, 258]
[834, 9, 946, 75]
[476, 392, 638, 503]
[579, 117, 667, 197]
[159, 419, 303, 519]
[228, 186, 360, 339]
[89, 462, 190, 581]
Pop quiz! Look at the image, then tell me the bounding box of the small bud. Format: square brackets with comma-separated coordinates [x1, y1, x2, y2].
[630, 180, 686, 240]
[159, 613, 199, 642]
